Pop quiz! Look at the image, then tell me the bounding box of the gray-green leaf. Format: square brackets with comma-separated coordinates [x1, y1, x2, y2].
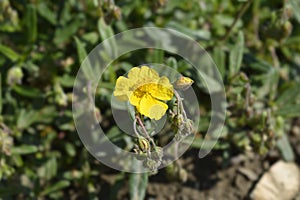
[11, 145, 38, 155]
[40, 180, 70, 196]
[229, 31, 244, 77]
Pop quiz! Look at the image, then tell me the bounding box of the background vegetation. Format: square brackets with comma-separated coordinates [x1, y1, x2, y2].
[0, 0, 300, 199]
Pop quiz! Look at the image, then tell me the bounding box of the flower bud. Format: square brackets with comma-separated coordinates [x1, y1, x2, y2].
[174, 76, 194, 90]
[178, 168, 188, 183]
[137, 137, 150, 153]
[151, 146, 163, 161]
[7, 67, 23, 86]
[282, 21, 292, 40]
[54, 82, 68, 106]
[158, 0, 167, 7]
[165, 163, 188, 182]
[113, 6, 122, 20]
[184, 119, 194, 134]
[239, 72, 249, 82]
[143, 158, 160, 173]
[0, 130, 13, 156]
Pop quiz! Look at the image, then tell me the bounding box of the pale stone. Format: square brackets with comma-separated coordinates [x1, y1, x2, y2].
[251, 161, 300, 200]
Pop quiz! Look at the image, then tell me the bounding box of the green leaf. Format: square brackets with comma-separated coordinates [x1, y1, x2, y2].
[244, 54, 271, 73]
[37, 2, 56, 25]
[277, 134, 295, 162]
[98, 126, 124, 144]
[0, 44, 20, 62]
[151, 49, 164, 63]
[98, 18, 115, 41]
[129, 157, 148, 200]
[11, 145, 38, 155]
[254, 68, 279, 100]
[82, 32, 99, 45]
[12, 154, 23, 167]
[58, 74, 75, 87]
[40, 180, 70, 196]
[0, 73, 2, 114]
[74, 36, 95, 80]
[65, 143, 76, 157]
[108, 65, 117, 82]
[212, 47, 226, 78]
[74, 37, 87, 63]
[38, 157, 58, 180]
[110, 173, 126, 200]
[0, 187, 24, 197]
[166, 21, 211, 40]
[54, 17, 82, 45]
[290, 0, 300, 23]
[183, 137, 229, 150]
[275, 104, 300, 118]
[17, 109, 38, 129]
[93, 0, 99, 6]
[166, 57, 178, 70]
[276, 82, 300, 106]
[229, 31, 244, 77]
[129, 172, 148, 200]
[98, 18, 117, 58]
[12, 85, 42, 98]
[25, 4, 37, 43]
[35, 106, 57, 124]
[98, 82, 115, 90]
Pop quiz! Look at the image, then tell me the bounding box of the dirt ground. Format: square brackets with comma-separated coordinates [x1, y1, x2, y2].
[99, 120, 300, 200]
[147, 150, 267, 200]
[145, 122, 300, 200]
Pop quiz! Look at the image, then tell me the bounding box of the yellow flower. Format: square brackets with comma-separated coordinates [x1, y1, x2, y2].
[114, 66, 174, 120]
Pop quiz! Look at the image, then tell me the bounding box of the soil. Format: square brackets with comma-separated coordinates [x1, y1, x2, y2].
[145, 120, 300, 200]
[98, 120, 300, 200]
[147, 150, 265, 200]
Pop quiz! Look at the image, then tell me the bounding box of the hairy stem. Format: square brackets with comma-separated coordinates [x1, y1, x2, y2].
[174, 90, 188, 120]
[136, 115, 156, 147]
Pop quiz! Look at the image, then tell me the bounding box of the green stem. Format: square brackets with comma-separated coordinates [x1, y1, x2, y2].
[221, 0, 253, 42]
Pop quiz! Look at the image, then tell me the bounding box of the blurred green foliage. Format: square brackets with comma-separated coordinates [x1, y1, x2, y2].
[0, 0, 300, 199]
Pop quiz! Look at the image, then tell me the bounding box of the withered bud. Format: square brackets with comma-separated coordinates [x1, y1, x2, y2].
[174, 76, 194, 90]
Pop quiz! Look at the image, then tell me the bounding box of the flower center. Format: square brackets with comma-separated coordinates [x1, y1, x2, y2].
[132, 83, 157, 98]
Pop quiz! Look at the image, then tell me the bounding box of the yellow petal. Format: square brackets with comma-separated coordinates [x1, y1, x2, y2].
[149, 76, 174, 100]
[128, 66, 159, 83]
[138, 94, 168, 120]
[113, 76, 134, 101]
[129, 89, 143, 106]
[127, 67, 141, 82]
[140, 66, 159, 81]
